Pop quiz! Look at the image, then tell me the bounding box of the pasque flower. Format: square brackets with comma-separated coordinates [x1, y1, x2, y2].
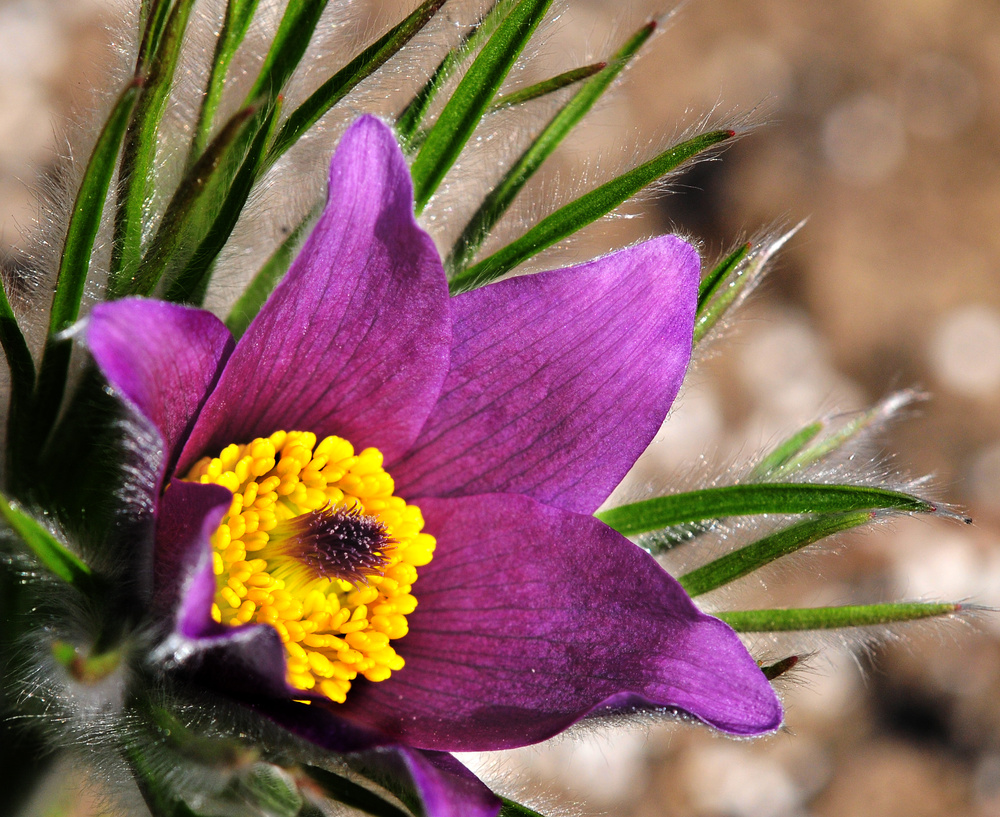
[85, 116, 780, 815]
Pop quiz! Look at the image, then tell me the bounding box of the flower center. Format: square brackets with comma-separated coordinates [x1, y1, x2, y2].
[182, 430, 435, 703]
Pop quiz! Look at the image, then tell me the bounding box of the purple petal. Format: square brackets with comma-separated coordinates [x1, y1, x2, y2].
[153, 479, 292, 700]
[390, 237, 699, 514]
[335, 493, 781, 751]
[153, 478, 232, 638]
[87, 299, 233, 473]
[346, 748, 501, 817]
[178, 116, 450, 474]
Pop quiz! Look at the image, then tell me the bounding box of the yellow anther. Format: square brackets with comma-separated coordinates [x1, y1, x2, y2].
[182, 430, 433, 704]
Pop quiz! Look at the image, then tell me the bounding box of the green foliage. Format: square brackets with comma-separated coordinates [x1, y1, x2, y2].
[301, 765, 411, 817]
[0, 491, 93, 590]
[226, 205, 319, 338]
[719, 603, 963, 632]
[499, 796, 550, 816]
[266, 0, 448, 167]
[396, 0, 509, 150]
[450, 129, 734, 291]
[410, 0, 554, 211]
[678, 511, 874, 597]
[190, 0, 262, 161]
[110, 0, 197, 292]
[133, 104, 262, 297]
[596, 483, 932, 537]
[446, 20, 657, 271]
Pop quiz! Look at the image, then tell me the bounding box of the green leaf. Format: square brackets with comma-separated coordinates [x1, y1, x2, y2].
[678, 511, 874, 596]
[718, 602, 963, 632]
[395, 0, 509, 150]
[246, 0, 328, 103]
[225, 203, 320, 338]
[49, 80, 142, 329]
[693, 221, 804, 345]
[410, 0, 553, 212]
[0, 490, 93, 589]
[164, 101, 280, 305]
[301, 765, 410, 817]
[239, 765, 302, 817]
[697, 241, 749, 314]
[25, 81, 140, 466]
[132, 104, 260, 297]
[447, 20, 656, 271]
[500, 796, 550, 816]
[127, 744, 203, 817]
[136, 0, 173, 72]
[770, 392, 920, 479]
[487, 62, 608, 112]
[0, 280, 36, 465]
[266, 0, 449, 167]
[109, 0, 197, 293]
[451, 129, 733, 291]
[641, 521, 712, 554]
[749, 421, 825, 480]
[190, 0, 262, 161]
[596, 482, 933, 536]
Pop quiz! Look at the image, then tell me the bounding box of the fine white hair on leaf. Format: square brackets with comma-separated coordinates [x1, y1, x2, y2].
[689, 217, 807, 358]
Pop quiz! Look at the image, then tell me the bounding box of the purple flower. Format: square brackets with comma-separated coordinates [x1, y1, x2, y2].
[86, 116, 780, 816]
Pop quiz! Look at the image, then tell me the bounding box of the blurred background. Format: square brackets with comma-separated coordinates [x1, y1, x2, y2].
[2, 0, 999, 815]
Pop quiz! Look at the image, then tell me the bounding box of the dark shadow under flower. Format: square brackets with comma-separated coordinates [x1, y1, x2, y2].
[85, 115, 781, 817]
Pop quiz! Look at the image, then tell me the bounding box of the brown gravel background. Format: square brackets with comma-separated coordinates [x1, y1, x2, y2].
[3, 1, 1000, 815]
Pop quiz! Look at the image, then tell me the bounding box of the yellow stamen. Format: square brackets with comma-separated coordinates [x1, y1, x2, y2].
[182, 430, 435, 703]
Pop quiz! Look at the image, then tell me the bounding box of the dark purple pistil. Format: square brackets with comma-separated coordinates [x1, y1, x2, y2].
[273, 505, 392, 583]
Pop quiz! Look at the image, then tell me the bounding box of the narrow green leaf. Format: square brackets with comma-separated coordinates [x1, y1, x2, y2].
[693, 221, 804, 345]
[718, 602, 963, 632]
[265, 0, 448, 167]
[451, 129, 733, 291]
[641, 521, 711, 554]
[395, 0, 508, 149]
[246, 0, 328, 103]
[596, 483, 932, 536]
[127, 744, 203, 817]
[678, 511, 874, 596]
[500, 797, 550, 817]
[136, 0, 173, 71]
[132, 104, 259, 297]
[25, 83, 142, 455]
[487, 61, 607, 112]
[749, 421, 825, 480]
[109, 0, 197, 294]
[761, 655, 799, 681]
[225, 203, 319, 338]
[301, 766, 410, 817]
[190, 0, 262, 161]
[49, 81, 142, 330]
[0, 490, 92, 589]
[410, 0, 554, 212]
[447, 21, 655, 271]
[0, 280, 35, 450]
[771, 392, 919, 479]
[240, 766, 302, 817]
[697, 241, 749, 314]
[163, 102, 280, 305]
